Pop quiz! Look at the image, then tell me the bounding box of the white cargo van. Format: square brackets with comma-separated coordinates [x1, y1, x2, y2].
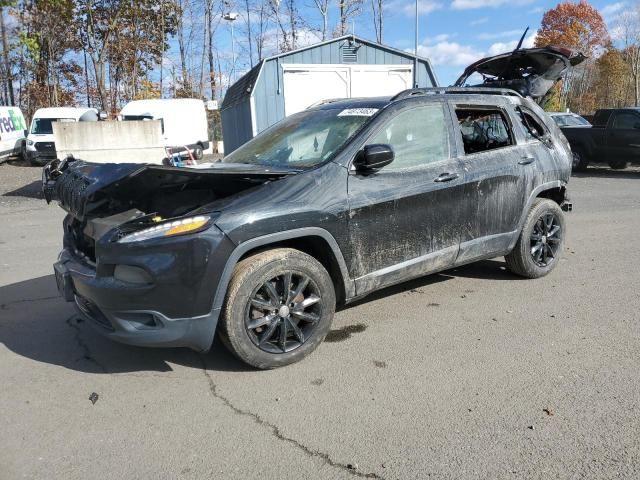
[0, 106, 27, 161]
[26, 107, 99, 165]
[119, 99, 209, 159]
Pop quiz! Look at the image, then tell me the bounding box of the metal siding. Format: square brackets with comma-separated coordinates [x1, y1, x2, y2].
[222, 36, 439, 151]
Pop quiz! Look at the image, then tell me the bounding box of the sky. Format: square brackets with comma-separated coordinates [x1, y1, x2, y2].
[207, 0, 628, 90]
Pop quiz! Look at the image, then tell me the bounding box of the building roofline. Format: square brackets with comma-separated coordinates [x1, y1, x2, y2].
[263, 34, 433, 65]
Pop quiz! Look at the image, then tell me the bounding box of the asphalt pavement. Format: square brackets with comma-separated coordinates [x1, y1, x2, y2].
[1, 158, 639, 479]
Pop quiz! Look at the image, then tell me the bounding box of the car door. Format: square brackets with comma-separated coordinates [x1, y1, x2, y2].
[452, 100, 534, 264]
[346, 100, 464, 295]
[606, 110, 640, 164]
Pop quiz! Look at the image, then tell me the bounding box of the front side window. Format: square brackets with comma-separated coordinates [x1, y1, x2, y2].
[223, 107, 375, 169]
[455, 108, 513, 154]
[367, 104, 450, 170]
[612, 112, 640, 130]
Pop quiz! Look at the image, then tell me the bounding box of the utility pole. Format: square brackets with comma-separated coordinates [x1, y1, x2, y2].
[223, 12, 239, 83]
[414, 0, 419, 88]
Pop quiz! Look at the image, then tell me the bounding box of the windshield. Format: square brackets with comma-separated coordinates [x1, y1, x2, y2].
[223, 107, 377, 169]
[31, 118, 74, 134]
[553, 114, 590, 127]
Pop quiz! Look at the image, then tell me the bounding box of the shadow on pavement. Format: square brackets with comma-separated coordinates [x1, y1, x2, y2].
[1, 260, 516, 374]
[0, 274, 251, 375]
[2, 180, 43, 199]
[4, 157, 36, 168]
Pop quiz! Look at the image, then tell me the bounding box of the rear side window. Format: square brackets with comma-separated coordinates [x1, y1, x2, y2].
[515, 107, 547, 140]
[592, 110, 612, 127]
[455, 108, 513, 154]
[612, 112, 640, 130]
[368, 104, 450, 169]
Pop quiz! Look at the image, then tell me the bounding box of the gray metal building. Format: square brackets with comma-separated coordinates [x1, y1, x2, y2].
[221, 35, 438, 153]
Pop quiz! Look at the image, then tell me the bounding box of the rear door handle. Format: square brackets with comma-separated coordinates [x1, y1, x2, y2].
[518, 156, 536, 165]
[434, 172, 459, 182]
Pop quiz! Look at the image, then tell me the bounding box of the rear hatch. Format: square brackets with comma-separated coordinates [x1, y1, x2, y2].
[454, 46, 586, 104]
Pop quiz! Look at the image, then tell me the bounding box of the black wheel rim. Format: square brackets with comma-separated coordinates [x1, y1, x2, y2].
[245, 272, 322, 354]
[530, 213, 562, 267]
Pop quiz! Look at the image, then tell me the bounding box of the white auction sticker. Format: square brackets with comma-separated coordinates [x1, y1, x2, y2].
[337, 108, 379, 117]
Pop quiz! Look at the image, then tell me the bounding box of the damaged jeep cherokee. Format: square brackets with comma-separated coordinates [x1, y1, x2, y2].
[45, 47, 580, 369]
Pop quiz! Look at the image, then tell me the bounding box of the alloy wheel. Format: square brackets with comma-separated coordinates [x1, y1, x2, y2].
[245, 272, 322, 354]
[530, 213, 562, 267]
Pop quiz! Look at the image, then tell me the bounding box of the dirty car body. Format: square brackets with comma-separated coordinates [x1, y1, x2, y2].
[46, 48, 577, 367]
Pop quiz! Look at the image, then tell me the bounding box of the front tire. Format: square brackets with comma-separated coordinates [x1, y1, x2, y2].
[220, 248, 336, 369]
[505, 199, 566, 279]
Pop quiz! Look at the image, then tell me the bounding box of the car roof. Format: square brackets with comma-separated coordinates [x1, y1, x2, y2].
[311, 89, 527, 112]
[312, 97, 392, 110]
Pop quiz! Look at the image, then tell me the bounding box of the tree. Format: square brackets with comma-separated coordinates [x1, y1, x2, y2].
[618, 2, 640, 106]
[536, 0, 609, 55]
[535, 1, 610, 112]
[76, 0, 178, 112]
[0, 1, 15, 105]
[18, 0, 81, 115]
[336, 0, 362, 37]
[370, 0, 382, 43]
[312, 0, 329, 41]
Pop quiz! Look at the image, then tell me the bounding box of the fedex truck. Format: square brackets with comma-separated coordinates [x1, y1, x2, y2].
[0, 106, 27, 161]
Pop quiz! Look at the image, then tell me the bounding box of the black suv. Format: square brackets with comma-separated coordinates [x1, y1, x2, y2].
[45, 47, 578, 368]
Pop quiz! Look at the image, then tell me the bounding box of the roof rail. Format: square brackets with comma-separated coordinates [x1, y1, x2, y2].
[391, 87, 523, 101]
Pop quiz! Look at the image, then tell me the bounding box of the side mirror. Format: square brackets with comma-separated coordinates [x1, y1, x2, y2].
[99, 111, 108, 120]
[354, 144, 394, 172]
[23, 129, 27, 137]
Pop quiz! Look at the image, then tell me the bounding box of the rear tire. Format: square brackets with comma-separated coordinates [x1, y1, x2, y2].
[219, 248, 336, 369]
[608, 160, 627, 170]
[505, 198, 566, 279]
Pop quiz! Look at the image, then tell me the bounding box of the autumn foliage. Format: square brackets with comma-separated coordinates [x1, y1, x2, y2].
[535, 0, 609, 55]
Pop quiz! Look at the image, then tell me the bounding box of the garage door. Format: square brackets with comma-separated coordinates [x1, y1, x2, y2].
[351, 66, 413, 97]
[282, 64, 413, 117]
[282, 67, 350, 116]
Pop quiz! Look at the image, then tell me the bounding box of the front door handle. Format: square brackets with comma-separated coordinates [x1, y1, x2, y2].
[518, 156, 536, 165]
[434, 172, 459, 182]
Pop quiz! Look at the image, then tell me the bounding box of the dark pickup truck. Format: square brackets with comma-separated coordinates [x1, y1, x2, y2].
[562, 108, 640, 171]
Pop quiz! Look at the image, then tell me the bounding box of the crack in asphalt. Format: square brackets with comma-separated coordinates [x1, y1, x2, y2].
[65, 316, 108, 373]
[0, 295, 60, 310]
[198, 355, 384, 479]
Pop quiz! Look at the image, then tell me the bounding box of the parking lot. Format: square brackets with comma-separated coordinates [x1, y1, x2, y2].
[1, 159, 639, 479]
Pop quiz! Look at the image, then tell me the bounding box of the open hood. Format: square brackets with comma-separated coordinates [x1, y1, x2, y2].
[454, 46, 587, 104]
[43, 158, 296, 221]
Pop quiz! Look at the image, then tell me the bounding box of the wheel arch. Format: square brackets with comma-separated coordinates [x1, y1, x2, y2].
[508, 181, 568, 251]
[211, 228, 355, 320]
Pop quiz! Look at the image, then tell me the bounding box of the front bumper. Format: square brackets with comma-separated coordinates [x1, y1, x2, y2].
[26, 149, 56, 165]
[54, 223, 235, 351]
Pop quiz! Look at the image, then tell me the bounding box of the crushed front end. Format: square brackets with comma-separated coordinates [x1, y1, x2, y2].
[43, 158, 290, 351]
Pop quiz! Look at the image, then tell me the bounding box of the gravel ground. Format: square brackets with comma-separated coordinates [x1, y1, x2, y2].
[1, 160, 639, 479]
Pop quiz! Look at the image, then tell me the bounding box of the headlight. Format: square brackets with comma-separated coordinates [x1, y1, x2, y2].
[26, 139, 34, 146]
[118, 215, 210, 243]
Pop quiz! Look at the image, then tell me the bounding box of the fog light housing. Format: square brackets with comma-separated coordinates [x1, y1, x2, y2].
[114, 265, 153, 285]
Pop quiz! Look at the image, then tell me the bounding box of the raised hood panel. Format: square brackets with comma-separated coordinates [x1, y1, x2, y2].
[43, 159, 295, 221]
[454, 46, 586, 104]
